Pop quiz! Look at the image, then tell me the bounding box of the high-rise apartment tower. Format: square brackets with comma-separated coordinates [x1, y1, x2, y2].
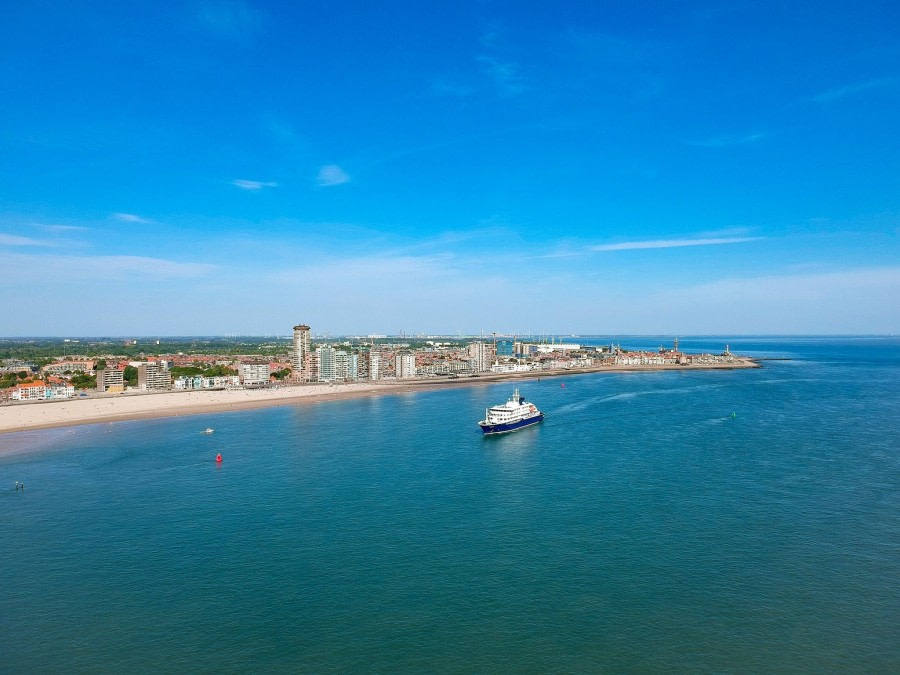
[292, 324, 311, 381]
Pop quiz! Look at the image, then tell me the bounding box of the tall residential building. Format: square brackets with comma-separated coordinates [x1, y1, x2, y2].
[395, 350, 415, 379]
[468, 341, 495, 372]
[333, 350, 350, 380]
[356, 351, 369, 380]
[96, 367, 125, 393]
[316, 345, 336, 382]
[368, 350, 381, 381]
[496, 340, 514, 357]
[137, 362, 172, 391]
[328, 351, 360, 381]
[292, 324, 311, 381]
[333, 350, 346, 380]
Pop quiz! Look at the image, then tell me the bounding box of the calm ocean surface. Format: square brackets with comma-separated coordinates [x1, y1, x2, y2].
[1, 337, 898, 672]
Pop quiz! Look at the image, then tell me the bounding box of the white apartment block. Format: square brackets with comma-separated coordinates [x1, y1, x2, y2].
[535, 343, 582, 354]
[334, 350, 349, 380]
[240, 363, 271, 386]
[368, 351, 382, 381]
[174, 375, 241, 390]
[45, 384, 76, 399]
[316, 346, 336, 382]
[467, 341, 495, 372]
[395, 350, 416, 379]
[11, 381, 47, 400]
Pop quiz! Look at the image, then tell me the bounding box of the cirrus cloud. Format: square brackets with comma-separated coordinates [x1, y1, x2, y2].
[0, 251, 217, 279]
[316, 164, 350, 187]
[232, 179, 278, 191]
[0, 233, 58, 247]
[592, 236, 763, 252]
[114, 213, 152, 224]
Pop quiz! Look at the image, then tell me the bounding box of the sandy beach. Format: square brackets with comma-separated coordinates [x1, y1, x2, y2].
[0, 359, 758, 438]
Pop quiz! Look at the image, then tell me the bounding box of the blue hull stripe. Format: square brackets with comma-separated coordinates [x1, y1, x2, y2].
[479, 413, 544, 435]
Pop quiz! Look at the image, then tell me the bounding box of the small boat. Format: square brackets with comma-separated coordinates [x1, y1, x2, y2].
[202, 428, 215, 434]
[478, 388, 544, 435]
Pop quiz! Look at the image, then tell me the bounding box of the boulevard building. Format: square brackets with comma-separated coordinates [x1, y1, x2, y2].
[292, 324, 311, 381]
[468, 341, 495, 372]
[11, 380, 75, 401]
[333, 350, 358, 381]
[96, 367, 125, 393]
[137, 362, 172, 391]
[240, 363, 271, 386]
[395, 350, 416, 379]
[368, 351, 381, 381]
[316, 345, 336, 382]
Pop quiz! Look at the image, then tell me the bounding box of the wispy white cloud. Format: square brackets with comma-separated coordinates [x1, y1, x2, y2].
[114, 212, 152, 224]
[0, 233, 58, 247]
[316, 164, 350, 187]
[696, 226, 757, 238]
[36, 224, 89, 233]
[810, 77, 896, 104]
[232, 179, 279, 191]
[477, 55, 527, 96]
[97, 255, 217, 278]
[1, 252, 217, 279]
[684, 132, 766, 148]
[592, 236, 762, 252]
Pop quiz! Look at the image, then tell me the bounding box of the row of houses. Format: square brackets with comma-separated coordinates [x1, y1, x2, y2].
[8, 380, 76, 401]
[174, 375, 242, 390]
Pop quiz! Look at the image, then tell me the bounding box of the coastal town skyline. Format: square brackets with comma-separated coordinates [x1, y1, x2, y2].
[2, 2, 899, 336]
[2, 323, 755, 426]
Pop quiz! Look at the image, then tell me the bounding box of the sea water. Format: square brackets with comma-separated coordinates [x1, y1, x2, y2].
[1, 337, 898, 671]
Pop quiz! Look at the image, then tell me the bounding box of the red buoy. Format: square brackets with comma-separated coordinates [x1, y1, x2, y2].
[216, 453, 222, 463]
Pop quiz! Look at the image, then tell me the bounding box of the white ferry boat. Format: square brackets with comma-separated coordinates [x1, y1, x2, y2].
[478, 388, 544, 435]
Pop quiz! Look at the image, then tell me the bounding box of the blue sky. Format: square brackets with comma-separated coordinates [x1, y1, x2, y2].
[2, 1, 898, 336]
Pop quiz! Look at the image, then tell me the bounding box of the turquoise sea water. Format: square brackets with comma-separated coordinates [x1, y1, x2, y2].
[1, 337, 898, 672]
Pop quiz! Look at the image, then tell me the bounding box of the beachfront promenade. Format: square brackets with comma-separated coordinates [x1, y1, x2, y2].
[0, 359, 758, 436]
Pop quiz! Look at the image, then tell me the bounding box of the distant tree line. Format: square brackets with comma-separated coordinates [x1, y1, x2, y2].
[0, 337, 292, 361]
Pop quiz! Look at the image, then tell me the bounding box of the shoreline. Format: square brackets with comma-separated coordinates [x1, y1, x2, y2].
[0, 359, 759, 439]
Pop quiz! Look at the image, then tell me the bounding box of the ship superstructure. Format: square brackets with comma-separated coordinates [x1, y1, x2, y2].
[478, 388, 544, 435]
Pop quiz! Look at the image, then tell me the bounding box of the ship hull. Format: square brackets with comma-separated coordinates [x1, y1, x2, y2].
[478, 413, 544, 435]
